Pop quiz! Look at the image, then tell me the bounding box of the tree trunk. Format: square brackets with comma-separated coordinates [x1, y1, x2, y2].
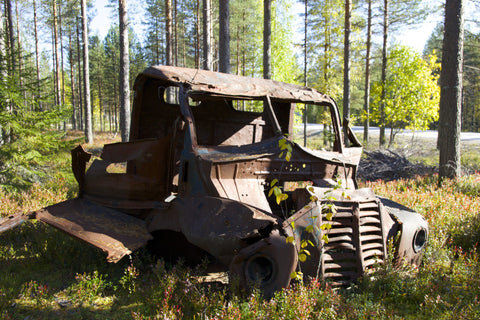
[5, 0, 15, 75]
[236, 15, 240, 75]
[33, 0, 42, 111]
[263, 0, 271, 79]
[119, 0, 131, 142]
[323, 9, 331, 94]
[0, 4, 5, 74]
[343, 0, 351, 147]
[219, 0, 230, 73]
[165, 0, 175, 103]
[202, 0, 213, 70]
[195, 0, 200, 68]
[4, 0, 15, 143]
[438, 0, 464, 179]
[14, 0, 24, 103]
[59, 4, 65, 105]
[165, 0, 173, 66]
[53, 0, 61, 106]
[0, 4, 4, 146]
[0, 1, 4, 67]
[363, 0, 372, 143]
[173, 0, 178, 66]
[98, 75, 104, 132]
[81, 0, 93, 143]
[379, 0, 388, 147]
[76, 18, 84, 131]
[69, 34, 77, 131]
[59, 3, 66, 130]
[303, 0, 308, 147]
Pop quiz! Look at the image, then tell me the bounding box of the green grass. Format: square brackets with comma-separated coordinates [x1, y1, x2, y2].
[1, 135, 480, 319]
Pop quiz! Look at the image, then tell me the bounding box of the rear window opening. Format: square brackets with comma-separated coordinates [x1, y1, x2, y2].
[190, 97, 276, 147]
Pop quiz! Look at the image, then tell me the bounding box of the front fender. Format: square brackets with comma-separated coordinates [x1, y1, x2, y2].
[229, 229, 297, 298]
[379, 197, 428, 266]
[147, 196, 279, 266]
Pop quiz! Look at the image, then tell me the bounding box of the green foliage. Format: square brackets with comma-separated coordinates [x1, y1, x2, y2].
[306, 0, 344, 98]
[0, 74, 73, 190]
[370, 46, 440, 146]
[270, 0, 302, 82]
[144, 0, 166, 65]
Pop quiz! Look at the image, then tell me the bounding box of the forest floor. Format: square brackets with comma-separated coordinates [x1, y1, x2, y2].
[0, 131, 479, 319]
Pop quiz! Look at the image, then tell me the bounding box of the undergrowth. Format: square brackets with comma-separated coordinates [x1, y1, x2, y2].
[1, 136, 480, 319]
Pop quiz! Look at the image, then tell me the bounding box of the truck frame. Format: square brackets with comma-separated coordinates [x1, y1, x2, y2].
[0, 66, 428, 297]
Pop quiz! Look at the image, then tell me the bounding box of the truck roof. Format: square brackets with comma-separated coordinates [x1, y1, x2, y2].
[138, 65, 335, 105]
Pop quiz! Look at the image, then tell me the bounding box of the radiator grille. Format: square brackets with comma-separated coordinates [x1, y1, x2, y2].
[319, 199, 387, 285]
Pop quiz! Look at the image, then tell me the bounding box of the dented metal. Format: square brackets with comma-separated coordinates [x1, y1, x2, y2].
[0, 65, 428, 296]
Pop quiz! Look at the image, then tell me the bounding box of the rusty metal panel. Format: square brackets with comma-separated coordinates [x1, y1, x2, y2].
[83, 138, 171, 201]
[210, 162, 272, 213]
[0, 211, 35, 233]
[148, 196, 278, 266]
[35, 198, 153, 263]
[138, 65, 335, 104]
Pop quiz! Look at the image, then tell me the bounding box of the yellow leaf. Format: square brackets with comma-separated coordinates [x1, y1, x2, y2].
[322, 234, 329, 244]
[276, 194, 283, 204]
[299, 253, 307, 262]
[268, 188, 274, 197]
[306, 225, 314, 233]
[286, 236, 295, 244]
[270, 178, 279, 187]
[326, 212, 333, 221]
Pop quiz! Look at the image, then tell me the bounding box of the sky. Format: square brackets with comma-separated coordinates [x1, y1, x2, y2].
[90, 0, 441, 56]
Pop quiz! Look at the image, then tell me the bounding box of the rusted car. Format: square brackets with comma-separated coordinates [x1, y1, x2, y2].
[0, 66, 428, 296]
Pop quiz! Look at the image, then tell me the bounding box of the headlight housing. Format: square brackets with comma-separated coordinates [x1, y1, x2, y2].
[413, 227, 428, 253]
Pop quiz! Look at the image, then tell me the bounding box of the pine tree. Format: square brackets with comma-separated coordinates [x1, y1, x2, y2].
[219, 0, 230, 73]
[81, 0, 93, 143]
[202, 0, 213, 70]
[438, 0, 464, 179]
[263, 0, 271, 79]
[119, 0, 130, 142]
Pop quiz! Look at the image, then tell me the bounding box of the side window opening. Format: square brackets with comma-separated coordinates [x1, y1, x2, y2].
[232, 99, 264, 113]
[292, 103, 335, 151]
[159, 86, 180, 105]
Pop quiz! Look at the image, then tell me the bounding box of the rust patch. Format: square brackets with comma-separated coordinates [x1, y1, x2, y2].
[36, 198, 152, 263]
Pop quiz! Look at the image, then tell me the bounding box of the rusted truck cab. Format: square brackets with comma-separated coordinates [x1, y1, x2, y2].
[1, 66, 428, 297]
